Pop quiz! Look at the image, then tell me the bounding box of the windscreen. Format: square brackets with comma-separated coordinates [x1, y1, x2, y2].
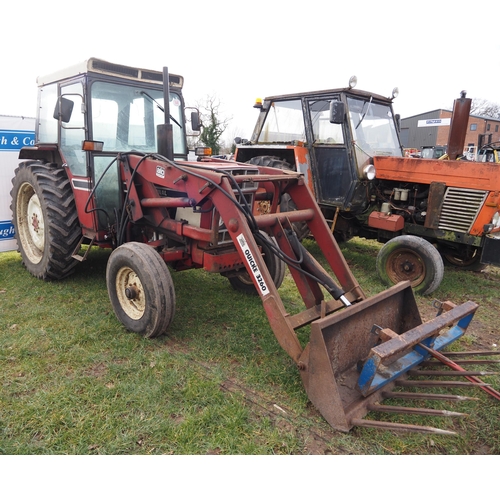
[347, 97, 402, 157]
[90, 81, 186, 155]
[257, 99, 305, 143]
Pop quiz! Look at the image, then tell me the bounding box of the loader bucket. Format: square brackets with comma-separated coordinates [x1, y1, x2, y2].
[299, 281, 478, 432]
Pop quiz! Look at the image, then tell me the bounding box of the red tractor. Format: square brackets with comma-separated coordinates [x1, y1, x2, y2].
[10, 59, 484, 433]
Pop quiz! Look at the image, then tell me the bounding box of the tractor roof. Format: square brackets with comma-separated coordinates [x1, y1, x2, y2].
[36, 58, 183, 89]
[263, 87, 394, 104]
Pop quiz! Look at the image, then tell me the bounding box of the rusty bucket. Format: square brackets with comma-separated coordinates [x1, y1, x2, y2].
[299, 281, 478, 432]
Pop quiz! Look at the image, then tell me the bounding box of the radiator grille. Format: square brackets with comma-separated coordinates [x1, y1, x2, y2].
[218, 167, 260, 244]
[437, 187, 487, 233]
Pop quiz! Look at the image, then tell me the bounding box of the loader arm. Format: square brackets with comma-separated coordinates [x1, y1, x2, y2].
[114, 152, 480, 434]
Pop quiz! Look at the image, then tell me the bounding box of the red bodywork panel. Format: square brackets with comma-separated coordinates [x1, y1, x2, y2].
[374, 156, 500, 236]
[374, 156, 500, 191]
[368, 212, 405, 232]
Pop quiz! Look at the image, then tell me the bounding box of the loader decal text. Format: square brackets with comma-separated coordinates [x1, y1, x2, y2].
[236, 234, 270, 296]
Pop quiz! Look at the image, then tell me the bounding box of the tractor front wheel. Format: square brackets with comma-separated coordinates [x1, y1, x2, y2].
[10, 162, 81, 280]
[228, 231, 286, 295]
[106, 242, 176, 338]
[376, 235, 444, 295]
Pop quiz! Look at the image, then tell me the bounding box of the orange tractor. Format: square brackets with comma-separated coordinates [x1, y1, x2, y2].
[10, 60, 490, 434]
[235, 81, 500, 295]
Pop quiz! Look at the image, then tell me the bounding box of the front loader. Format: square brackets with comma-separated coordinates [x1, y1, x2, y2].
[11, 59, 487, 434]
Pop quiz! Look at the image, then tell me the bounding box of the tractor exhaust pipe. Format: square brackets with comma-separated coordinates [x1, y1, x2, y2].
[447, 91, 472, 160]
[157, 66, 174, 161]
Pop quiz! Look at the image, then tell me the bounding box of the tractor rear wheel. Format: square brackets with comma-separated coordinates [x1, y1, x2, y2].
[106, 242, 176, 338]
[247, 156, 310, 240]
[228, 231, 286, 295]
[376, 235, 444, 295]
[247, 155, 292, 170]
[10, 161, 81, 280]
[439, 246, 486, 271]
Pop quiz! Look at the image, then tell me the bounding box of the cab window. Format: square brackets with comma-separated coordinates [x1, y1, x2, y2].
[309, 100, 344, 144]
[258, 99, 305, 143]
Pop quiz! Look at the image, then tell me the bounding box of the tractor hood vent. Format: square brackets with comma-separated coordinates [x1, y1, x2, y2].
[438, 187, 487, 233]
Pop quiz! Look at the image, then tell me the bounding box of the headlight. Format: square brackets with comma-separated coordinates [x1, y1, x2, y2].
[484, 211, 500, 233]
[363, 164, 376, 180]
[493, 212, 500, 228]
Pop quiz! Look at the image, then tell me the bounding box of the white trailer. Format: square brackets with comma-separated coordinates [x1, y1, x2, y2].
[1, 115, 35, 252]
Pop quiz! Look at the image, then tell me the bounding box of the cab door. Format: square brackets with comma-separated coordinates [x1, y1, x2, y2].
[306, 98, 355, 209]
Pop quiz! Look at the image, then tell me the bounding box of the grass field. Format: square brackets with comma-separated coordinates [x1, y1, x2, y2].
[1, 237, 499, 455]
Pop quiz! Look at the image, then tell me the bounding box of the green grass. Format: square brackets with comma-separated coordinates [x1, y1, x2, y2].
[1, 238, 499, 455]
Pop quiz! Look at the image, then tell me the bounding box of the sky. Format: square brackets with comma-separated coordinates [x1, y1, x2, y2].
[1, 0, 498, 145]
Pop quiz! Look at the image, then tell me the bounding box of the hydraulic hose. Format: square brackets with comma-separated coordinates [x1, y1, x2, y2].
[287, 230, 351, 306]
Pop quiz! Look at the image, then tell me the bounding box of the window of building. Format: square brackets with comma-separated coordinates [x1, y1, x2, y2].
[487, 124, 491, 131]
[496, 125, 499, 132]
[470, 123, 477, 131]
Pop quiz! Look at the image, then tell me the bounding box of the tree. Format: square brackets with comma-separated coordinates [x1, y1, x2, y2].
[222, 125, 247, 155]
[197, 95, 231, 155]
[470, 98, 500, 119]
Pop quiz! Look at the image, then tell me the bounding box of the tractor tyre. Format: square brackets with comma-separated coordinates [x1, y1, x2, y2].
[228, 231, 286, 295]
[247, 156, 310, 240]
[439, 246, 486, 272]
[10, 161, 81, 280]
[106, 242, 176, 338]
[376, 235, 444, 295]
[247, 155, 292, 170]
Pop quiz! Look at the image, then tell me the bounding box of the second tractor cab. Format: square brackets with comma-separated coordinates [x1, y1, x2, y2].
[235, 81, 500, 294]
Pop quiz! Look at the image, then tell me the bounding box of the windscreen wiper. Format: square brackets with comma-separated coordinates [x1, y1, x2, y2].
[356, 96, 372, 130]
[140, 91, 182, 128]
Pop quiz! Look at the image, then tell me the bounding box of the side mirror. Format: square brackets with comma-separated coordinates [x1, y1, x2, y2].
[53, 97, 74, 123]
[191, 111, 201, 132]
[329, 101, 345, 124]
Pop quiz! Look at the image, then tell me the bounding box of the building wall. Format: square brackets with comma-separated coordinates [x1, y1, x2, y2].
[463, 114, 500, 151]
[401, 110, 500, 152]
[400, 110, 441, 148]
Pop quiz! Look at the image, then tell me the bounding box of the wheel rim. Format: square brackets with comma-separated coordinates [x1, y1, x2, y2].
[16, 182, 44, 264]
[385, 249, 425, 287]
[115, 266, 146, 320]
[236, 272, 254, 286]
[443, 250, 480, 267]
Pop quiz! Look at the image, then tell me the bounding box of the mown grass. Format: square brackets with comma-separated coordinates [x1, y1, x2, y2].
[1, 238, 499, 455]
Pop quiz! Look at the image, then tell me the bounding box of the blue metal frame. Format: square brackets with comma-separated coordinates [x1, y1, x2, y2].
[357, 309, 477, 396]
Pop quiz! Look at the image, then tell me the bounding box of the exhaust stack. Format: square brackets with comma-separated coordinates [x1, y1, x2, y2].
[447, 91, 472, 160]
[157, 66, 174, 160]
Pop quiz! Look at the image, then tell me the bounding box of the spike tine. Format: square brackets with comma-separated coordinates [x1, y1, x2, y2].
[382, 391, 479, 402]
[423, 359, 500, 366]
[418, 344, 500, 401]
[441, 351, 500, 357]
[397, 379, 492, 388]
[351, 418, 457, 435]
[367, 403, 467, 417]
[408, 369, 498, 377]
